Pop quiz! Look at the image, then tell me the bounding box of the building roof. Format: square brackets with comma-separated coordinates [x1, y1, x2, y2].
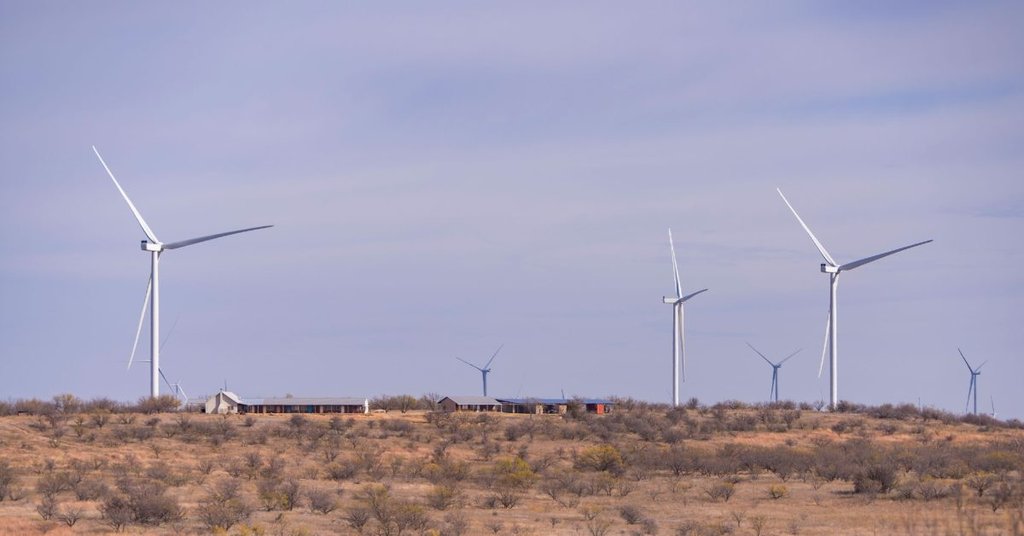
[496, 398, 615, 405]
[241, 397, 367, 406]
[441, 395, 501, 406]
[217, 391, 242, 404]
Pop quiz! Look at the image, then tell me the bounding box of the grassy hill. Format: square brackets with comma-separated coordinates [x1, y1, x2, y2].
[0, 398, 1022, 535]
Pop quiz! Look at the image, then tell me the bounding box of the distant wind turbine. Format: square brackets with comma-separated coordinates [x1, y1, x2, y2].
[990, 396, 997, 419]
[746, 342, 801, 403]
[457, 344, 503, 396]
[959, 348, 986, 415]
[94, 146, 272, 398]
[662, 229, 708, 407]
[777, 189, 931, 410]
[158, 368, 189, 405]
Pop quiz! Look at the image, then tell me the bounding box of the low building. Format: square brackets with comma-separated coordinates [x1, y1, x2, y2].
[497, 398, 615, 415]
[205, 391, 243, 414]
[439, 395, 502, 412]
[203, 392, 369, 415]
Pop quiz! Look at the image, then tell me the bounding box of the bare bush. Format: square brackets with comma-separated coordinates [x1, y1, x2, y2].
[0, 461, 18, 501]
[306, 487, 339, 514]
[704, 481, 736, 502]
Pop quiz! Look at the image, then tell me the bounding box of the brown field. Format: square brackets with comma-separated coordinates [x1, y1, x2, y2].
[0, 401, 1022, 535]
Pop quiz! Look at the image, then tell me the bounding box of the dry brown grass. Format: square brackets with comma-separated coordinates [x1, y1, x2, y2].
[0, 407, 1021, 535]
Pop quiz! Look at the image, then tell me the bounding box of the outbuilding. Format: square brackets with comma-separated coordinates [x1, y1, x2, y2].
[439, 395, 502, 412]
[496, 398, 615, 415]
[203, 392, 369, 415]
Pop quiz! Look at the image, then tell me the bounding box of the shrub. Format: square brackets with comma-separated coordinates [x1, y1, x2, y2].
[36, 495, 59, 520]
[619, 504, 644, 524]
[0, 461, 18, 501]
[854, 464, 898, 494]
[134, 395, 180, 414]
[197, 480, 253, 531]
[767, 484, 788, 499]
[74, 478, 109, 501]
[101, 495, 133, 532]
[58, 506, 83, 527]
[122, 480, 183, 525]
[344, 506, 371, 533]
[705, 481, 736, 502]
[257, 478, 301, 511]
[306, 487, 339, 514]
[427, 483, 461, 510]
[575, 444, 625, 474]
[966, 472, 996, 497]
[326, 460, 359, 481]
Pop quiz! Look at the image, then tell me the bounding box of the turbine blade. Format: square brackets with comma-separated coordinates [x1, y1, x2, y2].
[838, 239, 933, 271]
[777, 188, 836, 267]
[966, 378, 974, 413]
[818, 308, 830, 378]
[159, 368, 174, 393]
[160, 316, 179, 351]
[93, 146, 160, 243]
[483, 343, 504, 369]
[745, 342, 774, 366]
[456, 357, 483, 371]
[178, 384, 188, 402]
[680, 288, 708, 303]
[958, 348, 973, 371]
[976, 360, 987, 371]
[779, 348, 802, 365]
[162, 225, 273, 250]
[128, 277, 152, 370]
[668, 229, 682, 298]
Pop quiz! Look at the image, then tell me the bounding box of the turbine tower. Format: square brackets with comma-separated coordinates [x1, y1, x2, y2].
[662, 229, 708, 407]
[959, 348, 985, 415]
[94, 146, 272, 398]
[777, 189, 931, 410]
[456, 344, 503, 396]
[746, 342, 801, 403]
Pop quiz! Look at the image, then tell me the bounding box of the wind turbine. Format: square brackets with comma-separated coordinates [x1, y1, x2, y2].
[746, 342, 801, 403]
[94, 146, 272, 398]
[158, 369, 189, 405]
[456, 344, 503, 396]
[777, 188, 931, 410]
[959, 348, 985, 415]
[989, 396, 997, 419]
[662, 229, 708, 407]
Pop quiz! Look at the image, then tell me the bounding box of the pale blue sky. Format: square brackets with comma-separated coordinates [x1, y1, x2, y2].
[1, 2, 1022, 418]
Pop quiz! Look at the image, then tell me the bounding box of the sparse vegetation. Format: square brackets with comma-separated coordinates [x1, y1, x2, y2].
[0, 397, 1020, 534]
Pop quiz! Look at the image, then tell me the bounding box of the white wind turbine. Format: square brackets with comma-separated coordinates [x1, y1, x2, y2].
[746, 342, 801, 403]
[159, 368, 189, 405]
[959, 348, 985, 415]
[94, 146, 272, 398]
[456, 344, 504, 397]
[662, 229, 708, 407]
[777, 189, 931, 410]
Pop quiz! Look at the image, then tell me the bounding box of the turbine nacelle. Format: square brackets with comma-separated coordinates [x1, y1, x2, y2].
[821, 264, 839, 274]
[142, 241, 163, 252]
